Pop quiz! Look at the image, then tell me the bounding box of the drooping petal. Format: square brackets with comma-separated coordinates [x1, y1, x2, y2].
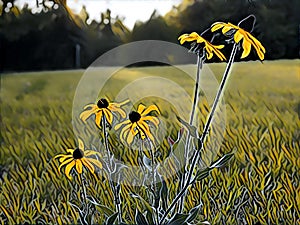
[178, 32, 200, 44]
[115, 120, 131, 130]
[127, 127, 138, 144]
[65, 160, 76, 180]
[83, 104, 96, 110]
[58, 155, 72, 163]
[109, 104, 127, 118]
[222, 24, 234, 34]
[241, 37, 252, 59]
[88, 158, 103, 169]
[142, 116, 160, 127]
[103, 109, 113, 125]
[85, 150, 101, 157]
[247, 33, 266, 60]
[78, 138, 85, 151]
[120, 123, 133, 142]
[234, 31, 243, 43]
[137, 120, 151, 135]
[80, 105, 98, 121]
[53, 153, 69, 159]
[58, 158, 74, 173]
[95, 111, 103, 127]
[66, 149, 74, 154]
[141, 105, 160, 116]
[75, 160, 83, 174]
[82, 158, 95, 173]
[205, 45, 214, 60]
[113, 99, 130, 106]
[213, 46, 226, 61]
[211, 22, 226, 32]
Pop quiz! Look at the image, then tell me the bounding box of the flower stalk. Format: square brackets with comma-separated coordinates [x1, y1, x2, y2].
[102, 116, 122, 224]
[160, 42, 238, 224]
[178, 54, 205, 212]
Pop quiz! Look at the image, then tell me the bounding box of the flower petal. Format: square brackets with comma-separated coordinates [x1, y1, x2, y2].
[75, 160, 83, 174]
[66, 149, 74, 154]
[211, 22, 226, 32]
[247, 33, 266, 60]
[241, 37, 252, 59]
[82, 158, 95, 173]
[78, 138, 84, 151]
[137, 104, 146, 114]
[127, 128, 138, 144]
[141, 105, 160, 116]
[65, 160, 76, 180]
[109, 105, 127, 118]
[103, 109, 113, 125]
[58, 155, 72, 163]
[222, 24, 234, 34]
[88, 158, 103, 169]
[58, 157, 74, 172]
[115, 120, 131, 130]
[141, 116, 160, 127]
[95, 111, 103, 127]
[234, 31, 243, 43]
[80, 105, 98, 121]
[120, 123, 133, 142]
[85, 150, 101, 157]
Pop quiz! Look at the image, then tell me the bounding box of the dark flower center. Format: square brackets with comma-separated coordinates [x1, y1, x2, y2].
[129, 111, 141, 123]
[73, 148, 84, 159]
[97, 98, 109, 108]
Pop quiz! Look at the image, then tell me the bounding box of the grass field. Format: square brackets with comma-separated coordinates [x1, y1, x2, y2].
[0, 60, 299, 224]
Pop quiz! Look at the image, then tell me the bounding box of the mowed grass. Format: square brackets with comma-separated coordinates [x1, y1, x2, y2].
[0, 60, 299, 224]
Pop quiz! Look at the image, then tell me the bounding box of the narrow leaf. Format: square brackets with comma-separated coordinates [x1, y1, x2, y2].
[186, 205, 201, 223]
[135, 209, 148, 225]
[209, 153, 234, 169]
[195, 168, 211, 181]
[167, 213, 189, 225]
[177, 116, 199, 138]
[105, 212, 118, 225]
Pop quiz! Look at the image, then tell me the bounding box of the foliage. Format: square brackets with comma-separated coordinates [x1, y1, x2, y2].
[1, 1, 300, 71]
[1, 61, 299, 224]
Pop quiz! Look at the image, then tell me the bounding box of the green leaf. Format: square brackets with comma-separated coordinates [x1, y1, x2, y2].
[130, 192, 154, 215]
[186, 205, 201, 223]
[209, 153, 234, 169]
[167, 213, 189, 225]
[195, 168, 211, 181]
[105, 212, 118, 225]
[135, 209, 148, 225]
[159, 178, 168, 211]
[94, 204, 114, 217]
[177, 116, 199, 138]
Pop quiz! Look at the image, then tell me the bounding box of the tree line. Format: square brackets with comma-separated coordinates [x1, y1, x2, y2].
[0, 0, 299, 72]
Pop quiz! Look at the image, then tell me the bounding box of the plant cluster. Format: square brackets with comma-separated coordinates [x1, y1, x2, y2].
[50, 15, 267, 225]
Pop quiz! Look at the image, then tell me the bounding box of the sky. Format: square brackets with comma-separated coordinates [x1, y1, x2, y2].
[15, 0, 182, 29]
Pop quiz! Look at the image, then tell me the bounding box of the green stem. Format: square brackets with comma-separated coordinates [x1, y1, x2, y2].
[102, 116, 122, 223]
[178, 55, 204, 212]
[79, 173, 88, 225]
[140, 127, 159, 225]
[160, 43, 238, 224]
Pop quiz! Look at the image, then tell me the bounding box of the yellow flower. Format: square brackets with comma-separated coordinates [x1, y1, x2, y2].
[54, 138, 102, 179]
[80, 98, 129, 127]
[211, 22, 266, 60]
[115, 104, 160, 145]
[178, 32, 226, 61]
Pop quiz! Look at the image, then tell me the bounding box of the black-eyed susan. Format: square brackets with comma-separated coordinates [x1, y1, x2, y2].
[80, 98, 129, 128]
[178, 32, 226, 61]
[54, 138, 102, 179]
[115, 104, 160, 145]
[211, 21, 266, 60]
